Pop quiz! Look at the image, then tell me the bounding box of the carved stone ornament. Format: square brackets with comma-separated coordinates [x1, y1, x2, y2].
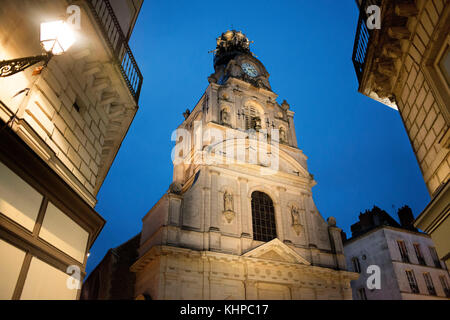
[223, 191, 235, 223]
[182, 109, 191, 120]
[169, 182, 182, 195]
[327, 216, 336, 227]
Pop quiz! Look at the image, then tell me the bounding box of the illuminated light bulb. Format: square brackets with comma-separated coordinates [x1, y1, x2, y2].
[40, 20, 76, 55]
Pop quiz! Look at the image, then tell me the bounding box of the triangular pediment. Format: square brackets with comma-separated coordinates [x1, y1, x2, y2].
[242, 238, 310, 265]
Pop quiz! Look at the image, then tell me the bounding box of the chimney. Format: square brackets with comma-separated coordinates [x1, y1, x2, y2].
[341, 230, 348, 243]
[398, 205, 417, 231]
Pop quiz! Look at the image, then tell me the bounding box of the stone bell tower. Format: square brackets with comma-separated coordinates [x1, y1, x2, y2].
[131, 30, 357, 300]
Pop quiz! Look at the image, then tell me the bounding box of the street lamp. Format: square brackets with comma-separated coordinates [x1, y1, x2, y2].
[0, 20, 76, 77]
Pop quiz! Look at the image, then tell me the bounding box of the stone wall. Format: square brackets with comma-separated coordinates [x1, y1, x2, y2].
[394, 0, 449, 195]
[133, 243, 355, 300]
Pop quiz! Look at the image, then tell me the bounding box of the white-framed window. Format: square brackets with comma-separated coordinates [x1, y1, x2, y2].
[413, 243, 426, 266]
[397, 240, 410, 263]
[244, 106, 261, 130]
[429, 246, 441, 268]
[423, 273, 436, 296]
[405, 270, 419, 294]
[352, 257, 361, 273]
[439, 275, 450, 298]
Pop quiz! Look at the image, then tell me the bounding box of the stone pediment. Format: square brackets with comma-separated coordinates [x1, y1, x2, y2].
[242, 238, 310, 265]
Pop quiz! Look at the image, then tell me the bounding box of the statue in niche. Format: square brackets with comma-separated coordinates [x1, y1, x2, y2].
[291, 206, 303, 236]
[279, 127, 287, 144]
[223, 191, 235, 223]
[221, 109, 230, 126]
[224, 191, 233, 211]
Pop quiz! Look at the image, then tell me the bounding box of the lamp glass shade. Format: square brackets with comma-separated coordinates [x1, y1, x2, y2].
[40, 20, 75, 55]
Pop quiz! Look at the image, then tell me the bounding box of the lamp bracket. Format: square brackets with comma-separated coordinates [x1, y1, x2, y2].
[0, 53, 53, 77]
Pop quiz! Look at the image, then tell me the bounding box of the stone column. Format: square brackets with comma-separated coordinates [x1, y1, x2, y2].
[304, 194, 317, 247]
[276, 186, 287, 242]
[328, 224, 346, 270]
[299, 193, 309, 245]
[287, 110, 298, 147]
[209, 85, 220, 124]
[202, 186, 210, 249]
[244, 280, 258, 300]
[209, 170, 220, 231]
[168, 193, 182, 226]
[238, 177, 249, 236]
[202, 254, 211, 299]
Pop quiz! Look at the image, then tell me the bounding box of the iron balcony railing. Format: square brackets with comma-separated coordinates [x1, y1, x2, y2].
[87, 0, 143, 102]
[352, 0, 379, 84]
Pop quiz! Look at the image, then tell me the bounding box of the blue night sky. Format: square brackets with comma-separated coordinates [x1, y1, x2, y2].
[86, 0, 430, 275]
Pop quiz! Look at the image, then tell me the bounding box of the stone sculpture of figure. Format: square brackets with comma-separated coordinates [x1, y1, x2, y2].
[221, 109, 230, 125]
[224, 191, 233, 212]
[281, 100, 290, 111]
[291, 206, 303, 236]
[291, 206, 300, 225]
[183, 109, 191, 120]
[254, 117, 261, 130]
[279, 127, 287, 144]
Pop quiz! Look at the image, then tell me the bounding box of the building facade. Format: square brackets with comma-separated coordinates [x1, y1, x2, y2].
[128, 30, 358, 300]
[352, 0, 449, 267]
[0, 0, 143, 299]
[80, 233, 140, 300]
[344, 206, 450, 300]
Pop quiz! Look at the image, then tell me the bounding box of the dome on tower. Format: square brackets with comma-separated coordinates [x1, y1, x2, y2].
[213, 30, 252, 68]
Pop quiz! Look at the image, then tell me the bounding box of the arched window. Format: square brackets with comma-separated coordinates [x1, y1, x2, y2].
[251, 191, 276, 242]
[244, 105, 261, 130]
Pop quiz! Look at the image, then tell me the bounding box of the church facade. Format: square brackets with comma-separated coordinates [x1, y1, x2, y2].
[130, 30, 358, 300]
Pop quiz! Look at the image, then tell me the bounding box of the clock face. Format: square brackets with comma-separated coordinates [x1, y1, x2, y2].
[241, 63, 258, 77]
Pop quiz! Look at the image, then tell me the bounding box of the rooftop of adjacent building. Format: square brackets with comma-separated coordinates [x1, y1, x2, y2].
[81, 233, 141, 300]
[343, 205, 429, 244]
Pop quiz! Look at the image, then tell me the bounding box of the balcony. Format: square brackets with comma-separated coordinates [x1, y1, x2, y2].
[352, 0, 379, 84]
[87, 0, 143, 102]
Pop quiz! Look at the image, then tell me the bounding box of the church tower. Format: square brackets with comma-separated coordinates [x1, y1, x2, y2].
[131, 30, 357, 300]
